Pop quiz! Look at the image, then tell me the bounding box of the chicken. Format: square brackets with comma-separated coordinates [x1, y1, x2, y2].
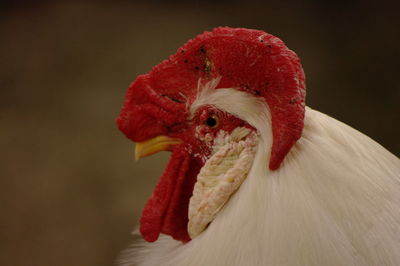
[116, 27, 400, 266]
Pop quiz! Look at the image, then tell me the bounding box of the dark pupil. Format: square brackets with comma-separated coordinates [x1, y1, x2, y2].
[206, 117, 217, 127]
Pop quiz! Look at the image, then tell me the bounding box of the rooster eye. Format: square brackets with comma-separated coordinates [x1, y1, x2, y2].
[205, 115, 219, 128]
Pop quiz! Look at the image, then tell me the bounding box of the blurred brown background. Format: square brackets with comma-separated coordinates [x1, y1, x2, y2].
[0, 0, 399, 265]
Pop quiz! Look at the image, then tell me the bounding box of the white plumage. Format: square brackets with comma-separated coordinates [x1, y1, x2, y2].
[118, 86, 400, 266]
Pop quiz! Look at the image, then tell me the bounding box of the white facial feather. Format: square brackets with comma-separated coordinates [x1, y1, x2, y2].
[190, 78, 272, 153]
[117, 81, 400, 266]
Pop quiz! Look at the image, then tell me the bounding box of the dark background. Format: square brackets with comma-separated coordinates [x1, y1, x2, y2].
[1, 0, 399, 265]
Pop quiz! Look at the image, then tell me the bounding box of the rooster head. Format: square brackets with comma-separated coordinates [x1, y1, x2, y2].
[117, 27, 305, 243]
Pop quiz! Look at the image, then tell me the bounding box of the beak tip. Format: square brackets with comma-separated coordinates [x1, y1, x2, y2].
[134, 145, 140, 161]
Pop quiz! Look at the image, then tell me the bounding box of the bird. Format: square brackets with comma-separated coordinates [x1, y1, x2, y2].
[116, 27, 400, 266]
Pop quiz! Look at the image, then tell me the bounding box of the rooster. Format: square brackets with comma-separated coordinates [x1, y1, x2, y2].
[116, 27, 400, 266]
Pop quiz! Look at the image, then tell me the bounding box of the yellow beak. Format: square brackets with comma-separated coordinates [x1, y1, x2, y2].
[134, 136, 182, 160]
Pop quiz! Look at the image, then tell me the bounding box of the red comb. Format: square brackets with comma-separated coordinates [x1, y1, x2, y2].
[118, 27, 305, 169]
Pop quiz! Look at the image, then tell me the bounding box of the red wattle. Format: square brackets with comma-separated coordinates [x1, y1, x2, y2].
[140, 147, 201, 242]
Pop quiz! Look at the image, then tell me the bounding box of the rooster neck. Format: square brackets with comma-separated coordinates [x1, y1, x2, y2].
[118, 107, 400, 266]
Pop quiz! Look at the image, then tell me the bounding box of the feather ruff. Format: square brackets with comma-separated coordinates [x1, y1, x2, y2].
[117, 87, 400, 266]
